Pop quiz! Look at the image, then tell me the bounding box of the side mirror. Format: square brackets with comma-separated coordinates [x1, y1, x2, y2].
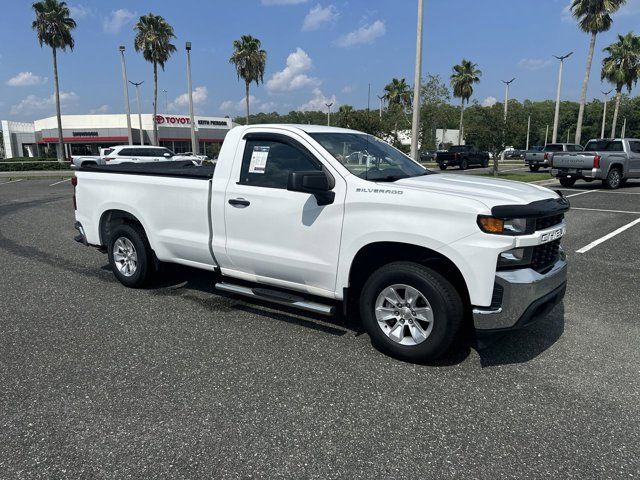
[163, 152, 171, 158]
[287, 170, 335, 206]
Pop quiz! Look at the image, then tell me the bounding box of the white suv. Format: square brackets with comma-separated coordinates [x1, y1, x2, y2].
[103, 146, 191, 164]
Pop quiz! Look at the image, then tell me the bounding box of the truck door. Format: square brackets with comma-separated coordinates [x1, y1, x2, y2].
[628, 140, 640, 177]
[223, 132, 346, 295]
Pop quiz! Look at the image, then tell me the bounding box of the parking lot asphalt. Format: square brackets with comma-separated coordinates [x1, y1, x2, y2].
[1, 177, 639, 479]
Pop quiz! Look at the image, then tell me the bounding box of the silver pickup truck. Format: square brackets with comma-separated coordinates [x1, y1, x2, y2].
[551, 138, 640, 189]
[524, 143, 583, 172]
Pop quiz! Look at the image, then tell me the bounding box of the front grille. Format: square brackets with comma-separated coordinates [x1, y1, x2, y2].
[531, 239, 561, 273]
[535, 213, 564, 231]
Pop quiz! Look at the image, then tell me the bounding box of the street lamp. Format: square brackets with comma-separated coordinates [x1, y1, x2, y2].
[185, 41, 198, 155]
[552, 51, 573, 143]
[129, 80, 144, 145]
[377, 95, 385, 119]
[410, 0, 424, 161]
[162, 89, 168, 113]
[119, 46, 133, 145]
[498, 77, 515, 175]
[601, 89, 613, 139]
[325, 102, 333, 126]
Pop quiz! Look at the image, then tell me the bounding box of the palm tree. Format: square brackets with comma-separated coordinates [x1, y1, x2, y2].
[229, 35, 267, 125]
[450, 59, 481, 144]
[601, 32, 640, 137]
[338, 104, 354, 127]
[383, 78, 412, 137]
[134, 13, 176, 145]
[571, 0, 627, 144]
[32, 0, 76, 161]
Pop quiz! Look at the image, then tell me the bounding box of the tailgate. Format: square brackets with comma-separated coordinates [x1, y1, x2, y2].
[552, 152, 595, 169]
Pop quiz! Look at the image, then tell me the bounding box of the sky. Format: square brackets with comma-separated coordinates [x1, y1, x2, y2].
[1, 0, 640, 122]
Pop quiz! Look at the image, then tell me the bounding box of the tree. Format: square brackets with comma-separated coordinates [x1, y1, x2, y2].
[32, 0, 76, 161]
[570, 0, 627, 144]
[229, 35, 267, 125]
[450, 59, 481, 145]
[419, 74, 451, 150]
[337, 105, 354, 128]
[601, 32, 640, 137]
[382, 78, 412, 139]
[134, 13, 176, 146]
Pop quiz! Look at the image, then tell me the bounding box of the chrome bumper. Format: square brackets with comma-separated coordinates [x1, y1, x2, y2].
[472, 257, 567, 331]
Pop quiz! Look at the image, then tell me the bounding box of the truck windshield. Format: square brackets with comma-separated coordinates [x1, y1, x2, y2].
[309, 132, 427, 181]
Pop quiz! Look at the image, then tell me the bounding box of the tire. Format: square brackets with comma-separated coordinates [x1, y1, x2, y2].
[603, 168, 622, 189]
[460, 159, 468, 170]
[359, 261, 464, 363]
[559, 177, 576, 188]
[107, 224, 153, 288]
[439, 165, 447, 170]
[529, 165, 540, 172]
[482, 160, 489, 168]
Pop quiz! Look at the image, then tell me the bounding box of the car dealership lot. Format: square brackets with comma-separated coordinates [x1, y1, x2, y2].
[1, 179, 639, 478]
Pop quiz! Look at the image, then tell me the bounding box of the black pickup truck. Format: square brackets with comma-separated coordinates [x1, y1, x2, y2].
[435, 145, 490, 170]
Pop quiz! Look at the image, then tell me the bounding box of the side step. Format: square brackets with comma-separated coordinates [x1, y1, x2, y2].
[215, 282, 335, 316]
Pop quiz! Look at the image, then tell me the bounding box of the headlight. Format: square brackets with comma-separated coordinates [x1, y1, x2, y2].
[477, 216, 529, 235]
[497, 247, 533, 268]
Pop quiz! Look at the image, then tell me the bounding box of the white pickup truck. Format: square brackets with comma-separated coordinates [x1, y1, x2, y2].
[73, 125, 569, 362]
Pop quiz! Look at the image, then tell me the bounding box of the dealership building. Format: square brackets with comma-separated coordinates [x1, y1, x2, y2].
[0, 113, 236, 158]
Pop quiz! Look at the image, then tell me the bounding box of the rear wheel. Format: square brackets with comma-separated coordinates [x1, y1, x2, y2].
[603, 168, 622, 189]
[439, 165, 447, 170]
[559, 177, 576, 188]
[529, 165, 540, 172]
[460, 159, 468, 170]
[107, 224, 153, 288]
[359, 262, 463, 362]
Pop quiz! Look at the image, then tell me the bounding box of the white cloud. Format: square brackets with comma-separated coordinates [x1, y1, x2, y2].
[266, 48, 321, 92]
[518, 58, 553, 70]
[6, 71, 48, 87]
[89, 104, 110, 114]
[482, 96, 497, 107]
[103, 9, 136, 34]
[168, 86, 208, 113]
[341, 84, 354, 93]
[219, 96, 277, 113]
[261, 0, 307, 4]
[69, 3, 91, 18]
[10, 91, 79, 115]
[302, 4, 338, 31]
[299, 88, 337, 111]
[561, 2, 573, 23]
[335, 20, 385, 47]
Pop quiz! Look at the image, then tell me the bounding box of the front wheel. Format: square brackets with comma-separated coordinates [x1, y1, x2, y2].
[107, 224, 153, 288]
[529, 165, 540, 172]
[359, 262, 464, 362]
[439, 164, 447, 170]
[559, 177, 576, 188]
[603, 168, 622, 189]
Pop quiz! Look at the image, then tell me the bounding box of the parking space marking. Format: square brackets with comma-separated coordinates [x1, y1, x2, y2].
[0, 179, 23, 186]
[571, 207, 640, 215]
[576, 217, 640, 254]
[49, 179, 70, 186]
[566, 190, 600, 198]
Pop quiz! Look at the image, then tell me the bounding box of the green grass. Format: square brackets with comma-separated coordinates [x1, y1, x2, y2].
[477, 172, 553, 183]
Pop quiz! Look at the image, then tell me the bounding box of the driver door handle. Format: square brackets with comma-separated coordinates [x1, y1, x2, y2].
[228, 197, 250, 207]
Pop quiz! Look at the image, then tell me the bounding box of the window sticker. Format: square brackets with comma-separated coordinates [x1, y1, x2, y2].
[249, 146, 270, 174]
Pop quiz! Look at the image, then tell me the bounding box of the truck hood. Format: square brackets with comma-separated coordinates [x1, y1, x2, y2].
[391, 174, 558, 209]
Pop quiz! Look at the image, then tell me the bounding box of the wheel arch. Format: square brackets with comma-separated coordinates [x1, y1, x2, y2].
[99, 209, 148, 247]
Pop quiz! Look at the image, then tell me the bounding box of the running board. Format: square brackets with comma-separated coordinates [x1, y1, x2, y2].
[215, 282, 335, 316]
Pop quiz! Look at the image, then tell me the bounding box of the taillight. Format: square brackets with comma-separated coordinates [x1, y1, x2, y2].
[71, 175, 77, 210]
[593, 155, 601, 169]
[543, 152, 548, 160]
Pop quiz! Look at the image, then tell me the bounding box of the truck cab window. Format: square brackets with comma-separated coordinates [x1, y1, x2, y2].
[239, 140, 321, 189]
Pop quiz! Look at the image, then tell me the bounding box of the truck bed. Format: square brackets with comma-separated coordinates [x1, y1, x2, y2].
[81, 160, 216, 179]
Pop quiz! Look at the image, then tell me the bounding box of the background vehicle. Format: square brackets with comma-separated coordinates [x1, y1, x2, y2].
[71, 145, 194, 168]
[435, 145, 490, 170]
[551, 138, 640, 189]
[501, 147, 523, 160]
[74, 125, 568, 363]
[525, 143, 583, 172]
[419, 150, 437, 162]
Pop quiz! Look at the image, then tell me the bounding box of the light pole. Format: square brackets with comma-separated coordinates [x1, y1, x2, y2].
[119, 46, 133, 145]
[325, 102, 333, 126]
[410, 0, 424, 161]
[498, 78, 515, 176]
[526, 114, 531, 151]
[185, 42, 198, 155]
[621, 117, 627, 138]
[162, 89, 168, 113]
[502, 78, 515, 122]
[545, 124, 549, 145]
[129, 80, 144, 145]
[552, 52, 573, 143]
[601, 89, 613, 139]
[377, 95, 384, 119]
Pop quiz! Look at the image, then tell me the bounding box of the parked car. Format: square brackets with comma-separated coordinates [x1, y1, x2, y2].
[419, 150, 437, 162]
[73, 125, 569, 362]
[524, 143, 583, 172]
[435, 145, 490, 170]
[502, 147, 523, 160]
[551, 138, 640, 189]
[71, 145, 195, 169]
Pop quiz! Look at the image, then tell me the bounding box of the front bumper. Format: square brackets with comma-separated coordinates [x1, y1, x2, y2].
[472, 257, 567, 332]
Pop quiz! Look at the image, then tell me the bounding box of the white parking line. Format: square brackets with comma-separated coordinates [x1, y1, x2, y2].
[49, 179, 69, 186]
[566, 190, 599, 198]
[576, 218, 640, 254]
[571, 207, 640, 215]
[0, 179, 23, 186]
